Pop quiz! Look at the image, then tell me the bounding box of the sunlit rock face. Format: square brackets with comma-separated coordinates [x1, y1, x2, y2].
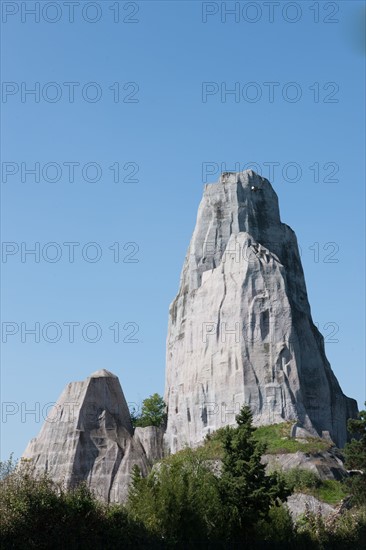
[22, 370, 163, 502]
[164, 170, 357, 452]
[22, 170, 358, 499]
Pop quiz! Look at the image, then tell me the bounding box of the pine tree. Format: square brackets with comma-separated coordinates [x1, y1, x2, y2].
[219, 406, 289, 543]
[344, 404, 366, 505]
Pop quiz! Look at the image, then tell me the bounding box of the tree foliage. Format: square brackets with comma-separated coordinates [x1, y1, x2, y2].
[127, 449, 224, 546]
[0, 460, 153, 549]
[2, 404, 366, 548]
[217, 406, 290, 543]
[127, 405, 290, 546]
[132, 393, 167, 428]
[344, 403, 366, 505]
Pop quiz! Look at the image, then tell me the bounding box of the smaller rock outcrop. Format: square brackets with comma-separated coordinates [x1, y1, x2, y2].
[286, 493, 335, 520]
[22, 370, 163, 502]
[262, 448, 348, 481]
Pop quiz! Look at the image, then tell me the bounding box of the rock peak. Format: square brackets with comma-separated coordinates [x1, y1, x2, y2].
[164, 170, 358, 452]
[219, 168, 266, 184]
[89, 369, 117, 378]
[22, 370, 163, 502]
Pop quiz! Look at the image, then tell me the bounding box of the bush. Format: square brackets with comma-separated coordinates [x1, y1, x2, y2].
[284, 468, 321, 492]
[0, 459, 153, 549]
[294, 505, 366, 549]
[127, 449, 224, 546]
[256, 503, 295, 545]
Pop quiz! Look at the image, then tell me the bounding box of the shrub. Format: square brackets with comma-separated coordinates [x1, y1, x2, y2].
[127, 449, 223, 546]
[0, 459, 153, 549]
[284, 468, 321, 492]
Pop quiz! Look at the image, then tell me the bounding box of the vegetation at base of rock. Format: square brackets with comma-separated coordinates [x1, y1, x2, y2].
[126, 406, 365, 548]
[127, 407, 291, 545]
[294, 506, 366, 549]
[0, 460, 153, 549]
[127, 449, 224, 544]
[131, 393, 167, 428]
[2, 406, 366, 549]
[313, 479, 350, 505]
[205, 421, 331, 456]
[344, 403, 366, 505]
[283, 467, 322, 491]
[282, 469, 348, 505]
[205, 426, 348, 506]
[1, 463, 365, 549]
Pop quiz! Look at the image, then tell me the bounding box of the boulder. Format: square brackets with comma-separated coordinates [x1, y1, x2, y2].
[286, 493, 335, 520]
[262, 448, 348, 481]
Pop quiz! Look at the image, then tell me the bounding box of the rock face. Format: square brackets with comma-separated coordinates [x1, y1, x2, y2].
[22, 370, 163, 502]
[286, 493, 335, 520]
[164, 170, 357, 452]
[22, 169, 358, 501]
[262, 448, 348, 481]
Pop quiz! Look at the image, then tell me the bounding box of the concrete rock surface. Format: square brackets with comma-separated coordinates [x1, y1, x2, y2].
[22, 170, 358, 501]
[286, 493, 335, 520]
[22, 370, 163, 502]
[164, 170, 357, 452]
[262, 448, 348, 481]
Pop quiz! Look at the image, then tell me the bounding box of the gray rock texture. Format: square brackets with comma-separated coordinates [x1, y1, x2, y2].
[22, 370, 163, 502]
[262, 448, 348, 481]
[164, 170, 357, 452]
[286, 493, 335, 520]
[22, 169, 358, 501]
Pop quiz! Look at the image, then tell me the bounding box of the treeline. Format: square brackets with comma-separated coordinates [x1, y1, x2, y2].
[1, 406, 365, 549]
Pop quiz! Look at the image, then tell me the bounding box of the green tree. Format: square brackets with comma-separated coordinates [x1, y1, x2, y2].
[218, 406, 290, 543]
[128, 406, 292, 546]
[134, 393, 166, 428]
[344, 403, 366, 505]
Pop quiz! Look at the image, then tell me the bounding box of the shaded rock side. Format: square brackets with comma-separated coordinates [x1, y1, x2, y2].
[164, 170, 357, 452]
[22, 370, 164, 502]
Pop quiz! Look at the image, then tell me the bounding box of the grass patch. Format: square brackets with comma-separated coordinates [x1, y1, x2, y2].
[165, 422, 332, 463]
[253, 422, 331, 454]
[282, 468, 349, 505]
[160, 436, 225, 466]
[310, 479, 349, 505]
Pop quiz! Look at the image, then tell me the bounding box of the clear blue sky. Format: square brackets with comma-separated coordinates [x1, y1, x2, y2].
[1, 0, 365, 460]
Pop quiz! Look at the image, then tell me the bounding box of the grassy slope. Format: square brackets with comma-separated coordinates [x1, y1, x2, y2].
[160, 423, 347, 504]
[253, 422, 331, 454]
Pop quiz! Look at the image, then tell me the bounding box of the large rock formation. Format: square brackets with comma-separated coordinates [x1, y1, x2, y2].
[164, 170, 357, 452]
[22, 169, 357, 502]
[22, 370, 163, 502]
